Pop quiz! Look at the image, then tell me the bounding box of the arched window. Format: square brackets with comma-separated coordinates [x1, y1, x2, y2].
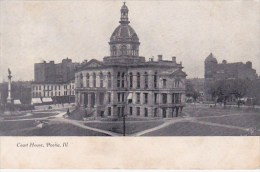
[154, 72, 158, 88]
[117, 72, 121, 88]
[144, 72, 148, 89]
[86, 73, 90, 87]
[121, 72, 125, 88]
[93, 73, 96, 87]
[129, 72, 133, 88]
[112, 46, 116, 56]
[80, 73, 83, 88]
[132, 45, 136, 56]
[121, 45, 127, 56]
[107, 72, 112, 88]
[100, 72, 104, 88]
[137, 72, 140, 88]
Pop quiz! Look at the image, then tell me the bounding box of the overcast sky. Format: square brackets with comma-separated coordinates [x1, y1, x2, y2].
[0, 0, 259, 81]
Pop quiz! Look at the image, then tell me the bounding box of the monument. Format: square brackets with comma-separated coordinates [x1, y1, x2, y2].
[4, 68, 13, 114]
[6, 68, 12, 104]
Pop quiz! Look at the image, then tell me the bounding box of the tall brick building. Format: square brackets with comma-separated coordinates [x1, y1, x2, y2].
[75, 3, 187, 118]
[204, 53, 258, 101]
[205, 53, 258, 81]
[34, 58, 79, 83]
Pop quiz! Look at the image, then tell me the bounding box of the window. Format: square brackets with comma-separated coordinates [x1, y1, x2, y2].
[108, 107, 111, 116]
[80, 73, 83, 88]
[121, 93, 125, 102]
[144, 108, 148, 117]
[39, 92, 41, 97]
[117, 72, 120, 88]
[86, 73, 90, 87]
[107, 72, 112, 88]
[121, 45, 127, 55]
[136, 107, 140, 116]
[137, 72, 140, 88]
[93, 73, 96, 87]
[99, 93, 104, 105]
[39, 86, 41, 90]
[129, 107, 133, 115]
[144, 72, 148, 88]
[100, 72, 104, 88]
[154, 93, 158, 104]
[117, 93, 121, 102]
[129, 72, 133, 88]
[117, 107, 121, 117]
[162, 93, 167, 104]
[163, 79, 167, 88]
[121, 72, 125, 88]
[154, 108, 158, 117]
[112, 46, 116, 56]
[136, 93, 140, 104]
[154, 72, 158, 88]
[108, 92, 111, 103]
[175, 80, 180, 88]
[144, 93, 148, 104]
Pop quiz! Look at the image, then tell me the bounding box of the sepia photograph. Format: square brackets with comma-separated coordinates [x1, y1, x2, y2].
[0, 0, 259, 169]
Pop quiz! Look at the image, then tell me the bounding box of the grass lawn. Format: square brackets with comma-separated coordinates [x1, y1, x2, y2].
[1, 112, 58, 120]
[1, 123, 109, 136]
[0, 120, 36, 133]
[200, 114, 260, 130]
[85, 121, 164, 134]
[183, 107, 258, 118]
[143, 121, 253, 136]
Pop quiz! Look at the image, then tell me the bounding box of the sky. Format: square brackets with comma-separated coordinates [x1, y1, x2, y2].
[0, 0, 259, 81]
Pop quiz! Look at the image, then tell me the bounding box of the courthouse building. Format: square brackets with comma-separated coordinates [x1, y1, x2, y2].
[75, 3, 187, 118]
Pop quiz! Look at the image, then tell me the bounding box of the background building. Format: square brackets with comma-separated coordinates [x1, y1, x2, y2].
[32, 58, 79, 104]
[75, 3, 187, 118]
[205, 53, 258, 81]
[204, 53, 259, 102]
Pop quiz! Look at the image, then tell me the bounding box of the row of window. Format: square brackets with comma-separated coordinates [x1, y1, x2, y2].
[78, 71, 182, 89]
[110, 45, 139, 56]
[32, 91, 74, 98]
[33, 85, 74, 91]
[106, 107, 157, 117]
[106, 92, 182, 105]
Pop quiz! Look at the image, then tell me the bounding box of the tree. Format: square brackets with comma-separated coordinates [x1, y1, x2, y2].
[207, 78, 252, 107]
[185, 80, 200, 102]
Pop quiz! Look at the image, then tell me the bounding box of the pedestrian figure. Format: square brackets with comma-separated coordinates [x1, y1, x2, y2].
[176, 106, 179, 117]
[67, 108, 70, 116]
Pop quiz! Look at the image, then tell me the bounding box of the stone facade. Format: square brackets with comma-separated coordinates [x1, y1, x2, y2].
[75, 3, 187, 118]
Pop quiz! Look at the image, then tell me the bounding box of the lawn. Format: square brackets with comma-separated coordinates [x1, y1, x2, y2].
[183, 106, 258, 118]
[1, 112, 58, 120]
[143, 121, 253, 136]
[85, 121, 164, 135]
[200, 114, 260, 130]
[1, 122, 109, 136]
[0, 120, 36, 134]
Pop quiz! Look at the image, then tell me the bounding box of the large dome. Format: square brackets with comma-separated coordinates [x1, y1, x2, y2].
[108, 2, 140, 57]
[110, 24, 139, 43]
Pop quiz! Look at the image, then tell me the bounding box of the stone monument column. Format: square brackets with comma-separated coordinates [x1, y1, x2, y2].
[7, 68, 12, 104]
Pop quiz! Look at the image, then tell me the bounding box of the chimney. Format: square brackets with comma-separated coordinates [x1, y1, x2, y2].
[158, 55, 163, 61]
[172, 56, 176, 63]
